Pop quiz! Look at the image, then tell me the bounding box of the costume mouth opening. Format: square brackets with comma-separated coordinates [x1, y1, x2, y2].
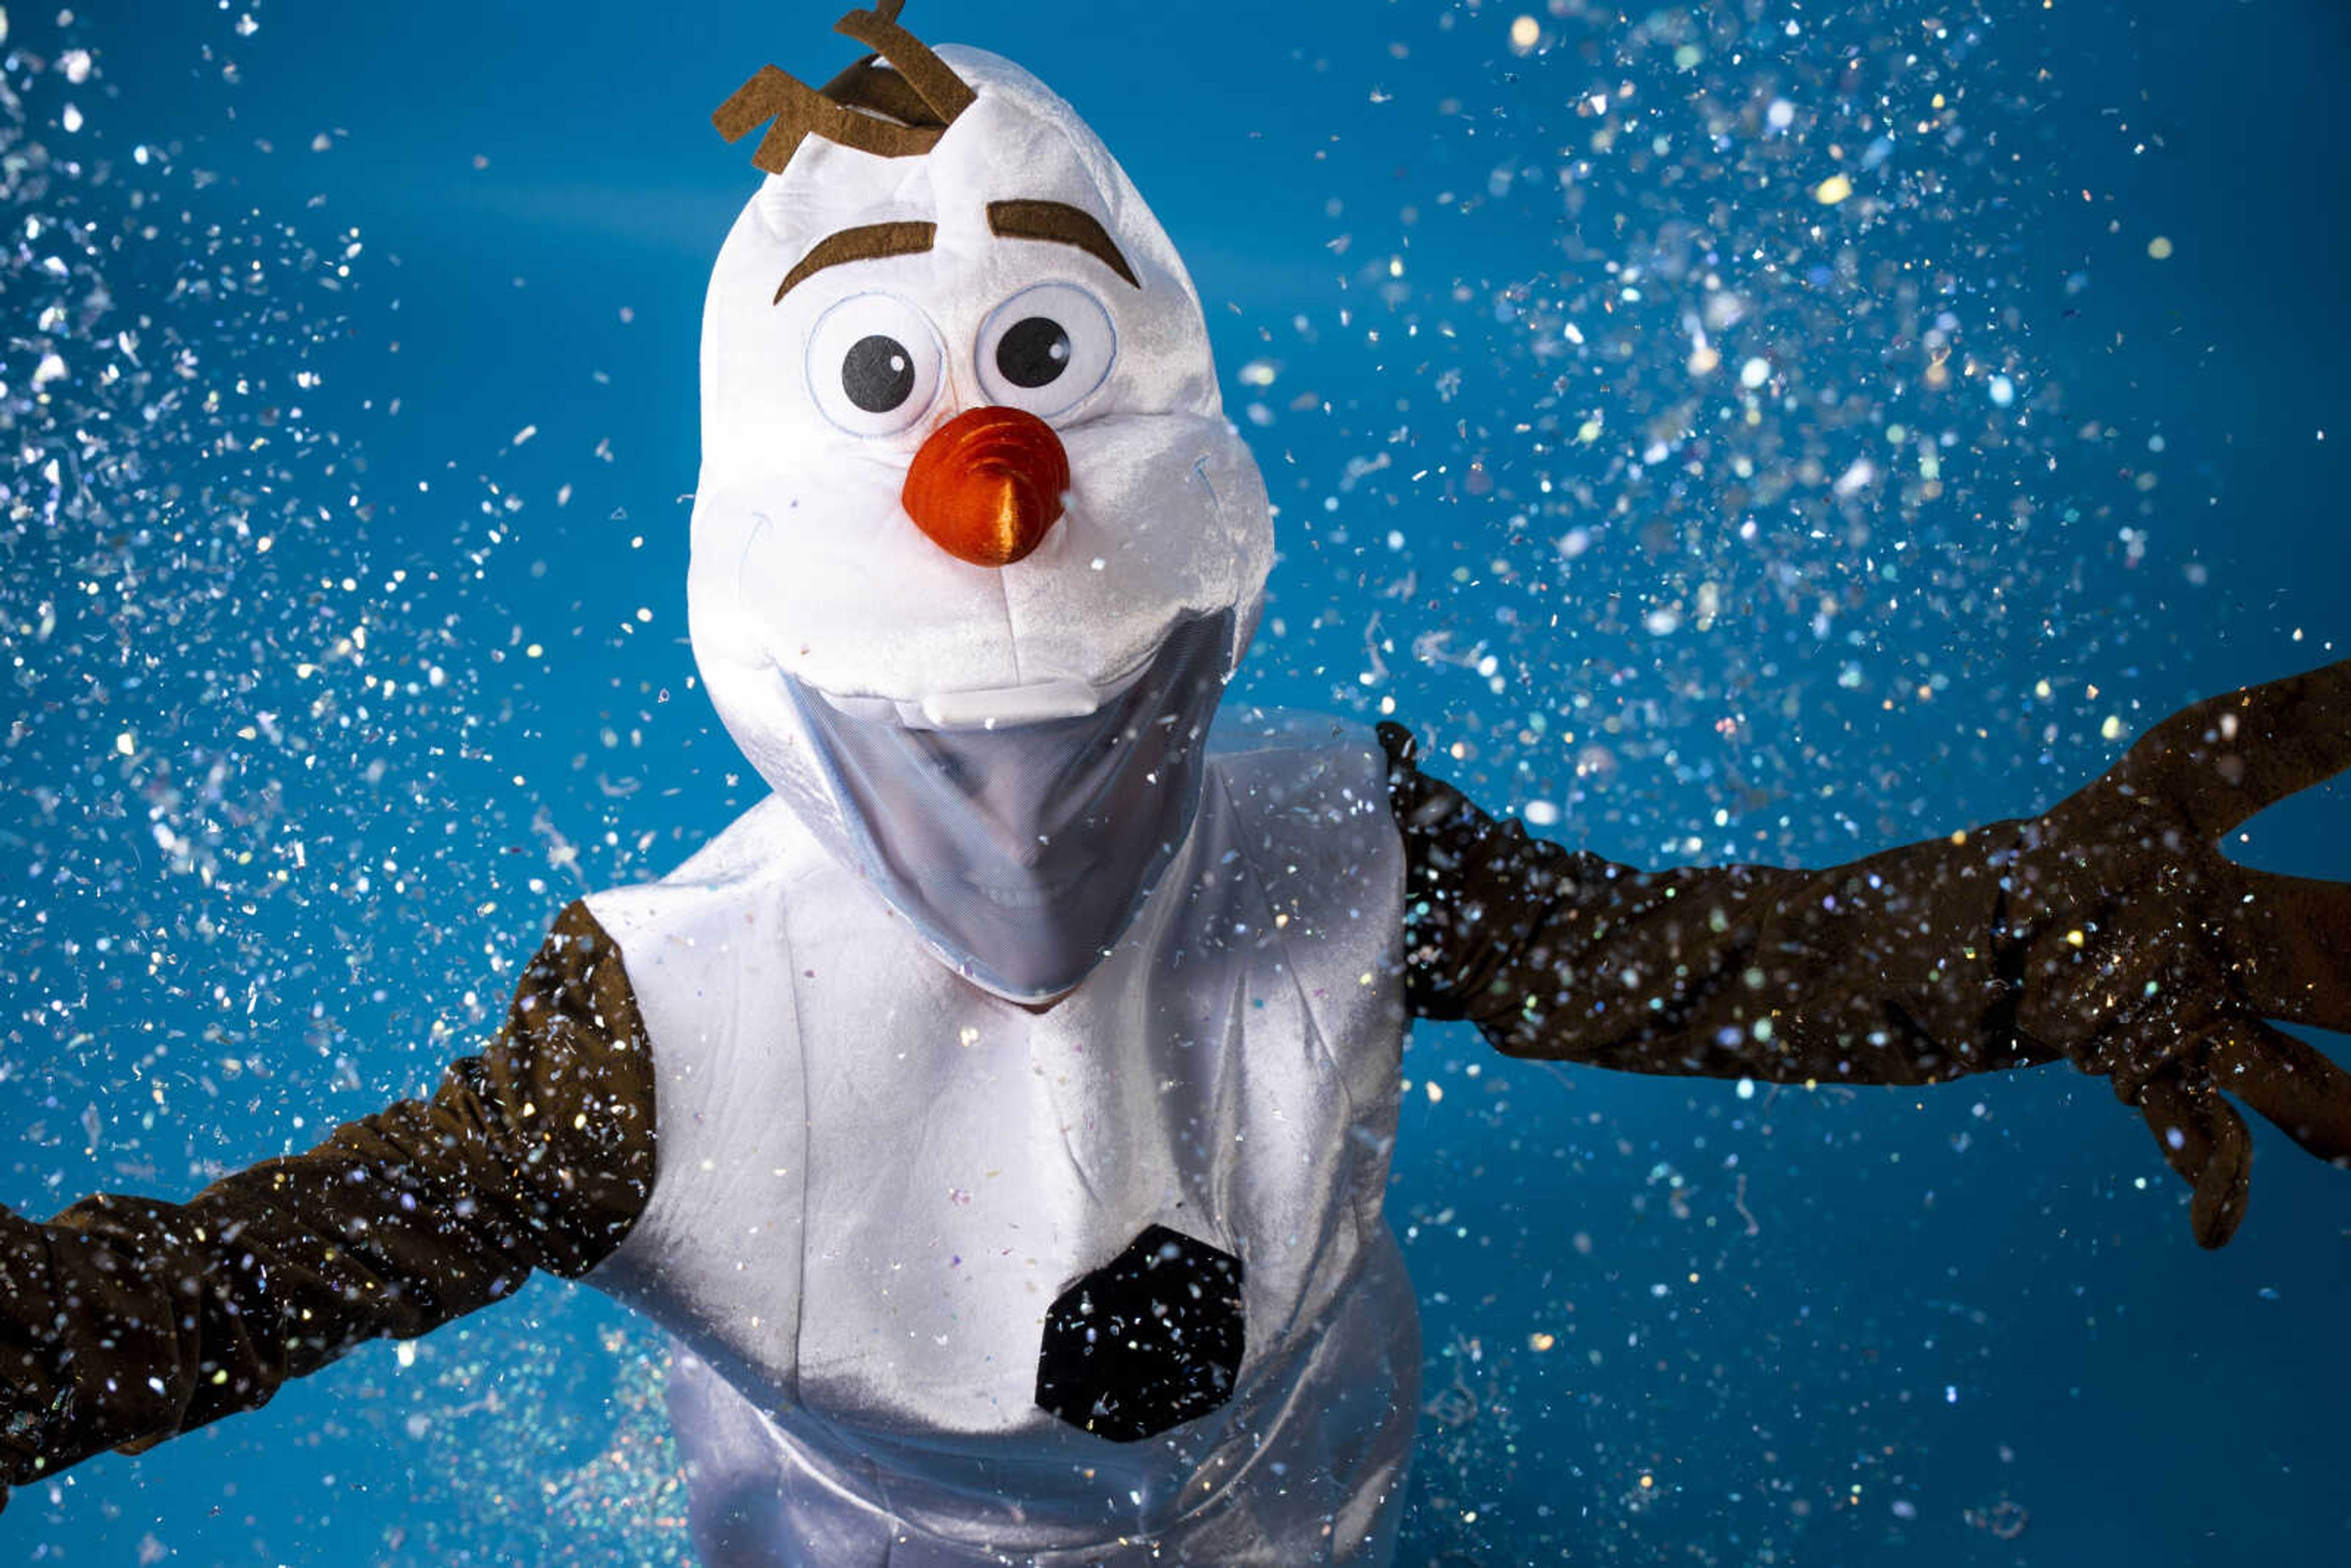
[786, 610, 1235, 1002]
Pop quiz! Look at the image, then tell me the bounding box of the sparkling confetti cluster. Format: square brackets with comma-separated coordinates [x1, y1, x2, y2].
[1248, 0, 2184, 870]
[2, 10, 694, 1560]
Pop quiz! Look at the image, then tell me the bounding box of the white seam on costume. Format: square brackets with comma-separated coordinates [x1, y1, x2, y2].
[1206, 745, 1375, 1356]
[777, 862, 816, 1412]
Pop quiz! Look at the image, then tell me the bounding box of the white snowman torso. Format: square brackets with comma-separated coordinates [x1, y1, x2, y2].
[584, 720, 1420, 1563]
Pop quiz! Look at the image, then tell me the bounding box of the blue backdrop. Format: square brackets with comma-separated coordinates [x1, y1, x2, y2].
[3, 1, 2347, 1562]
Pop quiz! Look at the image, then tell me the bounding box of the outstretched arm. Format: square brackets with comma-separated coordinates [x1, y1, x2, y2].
[1383, 658, 2351, 1246]
[1384, 721, 2055, 1084]
[0, 902, 654, 1503]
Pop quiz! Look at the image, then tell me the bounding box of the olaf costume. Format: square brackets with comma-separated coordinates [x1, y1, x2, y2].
[624, 24, 1420, 1561]
[12, 5, 2351, 1564]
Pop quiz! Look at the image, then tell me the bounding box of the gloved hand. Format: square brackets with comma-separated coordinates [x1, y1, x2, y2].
[2005, 658, 2351, 1246]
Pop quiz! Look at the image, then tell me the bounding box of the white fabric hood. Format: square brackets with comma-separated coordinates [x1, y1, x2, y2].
[686, 37, 1276, 997]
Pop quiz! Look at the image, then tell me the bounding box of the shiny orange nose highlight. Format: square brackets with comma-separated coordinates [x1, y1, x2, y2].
[901, 407, 1071, 569]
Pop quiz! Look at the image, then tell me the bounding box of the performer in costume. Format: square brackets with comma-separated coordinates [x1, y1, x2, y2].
[6, 6, 2350, 1563]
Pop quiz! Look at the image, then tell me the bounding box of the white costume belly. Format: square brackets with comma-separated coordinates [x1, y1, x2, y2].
[583, 719, 1417, 1563]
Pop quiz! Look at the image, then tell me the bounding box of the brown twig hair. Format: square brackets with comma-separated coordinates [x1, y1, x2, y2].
[712, 1, 978, 174]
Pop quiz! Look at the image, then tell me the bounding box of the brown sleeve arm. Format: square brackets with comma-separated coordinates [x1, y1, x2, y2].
[1380, 722, 2063, 1085]
[0, 900, 655, 1497]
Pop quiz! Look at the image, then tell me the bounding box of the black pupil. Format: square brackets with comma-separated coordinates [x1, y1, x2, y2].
[842, 334, 917, 413]
[998, 317, 1073, 389]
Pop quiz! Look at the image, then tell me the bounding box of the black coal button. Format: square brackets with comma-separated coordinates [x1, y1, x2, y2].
[1034, 1224, 1246, 1442]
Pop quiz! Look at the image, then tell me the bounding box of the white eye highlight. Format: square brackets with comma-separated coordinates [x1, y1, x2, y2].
[976, 282, 1117, 422]
[806, 292, 945, 438]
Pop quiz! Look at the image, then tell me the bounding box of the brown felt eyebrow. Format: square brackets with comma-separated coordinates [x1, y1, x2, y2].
[986, 200, 1141, 290]
[774, 220, 939, 302]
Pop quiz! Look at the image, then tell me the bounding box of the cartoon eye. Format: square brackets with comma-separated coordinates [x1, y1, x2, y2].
[976, 282, 1117, 422]
[806, 292, 945, 438]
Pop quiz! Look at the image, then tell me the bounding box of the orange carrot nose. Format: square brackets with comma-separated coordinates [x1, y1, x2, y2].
[901, 407, 1071, 569]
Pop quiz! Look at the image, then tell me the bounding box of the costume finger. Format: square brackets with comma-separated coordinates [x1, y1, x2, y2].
[2204, 1017, 2351, 1166]
[2216, 866, 2351, 1031]
[2137, 1070, 2253, 1248]
[2110, 658, 2351, 841]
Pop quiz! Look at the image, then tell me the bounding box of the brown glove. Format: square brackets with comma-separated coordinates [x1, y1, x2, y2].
[0, 902, 655, 1508]
[1382, 658, 2351, 1249]
[1998, 658, 2351, 1247]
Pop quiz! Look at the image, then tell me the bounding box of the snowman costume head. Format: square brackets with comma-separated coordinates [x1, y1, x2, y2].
[688, 2, 1275, 1002]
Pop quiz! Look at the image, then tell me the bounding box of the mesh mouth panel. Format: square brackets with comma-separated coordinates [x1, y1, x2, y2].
[789, 612, 1233, 1001]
